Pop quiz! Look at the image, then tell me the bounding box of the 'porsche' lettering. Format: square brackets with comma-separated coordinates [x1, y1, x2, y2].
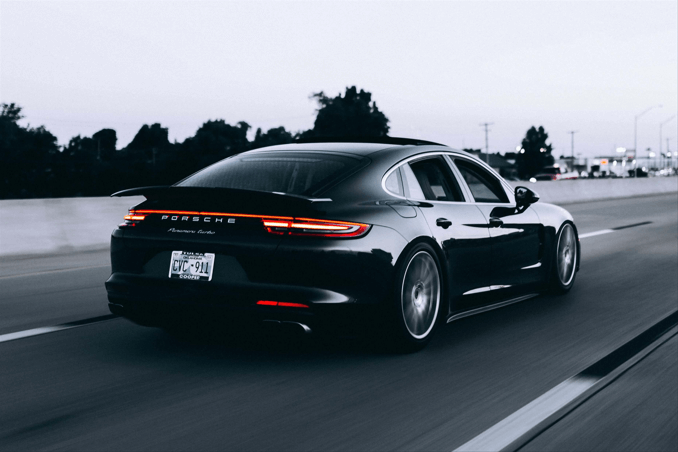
[160, 215, 233, 224]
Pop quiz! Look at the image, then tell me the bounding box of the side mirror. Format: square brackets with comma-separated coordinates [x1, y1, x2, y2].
[515, 186, 539, 207]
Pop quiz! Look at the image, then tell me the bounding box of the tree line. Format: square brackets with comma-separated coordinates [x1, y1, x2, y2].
[1, 86, 553, 199]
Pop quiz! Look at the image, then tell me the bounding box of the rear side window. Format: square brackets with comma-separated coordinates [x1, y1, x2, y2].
[400, 164, 426, 200]
[384, 168, 404, 196]
[177, 152, 364, 196]
[454, 159, 509, 203]
[408, 157, 464, 201]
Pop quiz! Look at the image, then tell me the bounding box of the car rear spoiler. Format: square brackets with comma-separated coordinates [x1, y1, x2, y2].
[111, 186, 331, 215]
[111, 186, 331, 202]
[111, 186, 171, 198]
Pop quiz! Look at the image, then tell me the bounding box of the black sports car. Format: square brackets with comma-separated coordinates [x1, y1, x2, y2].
[106, 138, 579, 351]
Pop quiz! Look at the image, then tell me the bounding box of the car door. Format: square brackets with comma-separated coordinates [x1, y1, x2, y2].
[450, 157, 543, 297]
[400, 155, 493, 314]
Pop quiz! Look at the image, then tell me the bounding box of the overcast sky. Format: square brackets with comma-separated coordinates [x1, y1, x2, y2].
[1, 0, 676, 157]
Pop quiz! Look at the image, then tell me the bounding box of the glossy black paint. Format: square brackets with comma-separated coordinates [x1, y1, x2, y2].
[106, 142, 579, 332]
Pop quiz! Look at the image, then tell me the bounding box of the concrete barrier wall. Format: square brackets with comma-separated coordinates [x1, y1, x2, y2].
[1, 177, 676, 257]
[0, 196, 144, 257]
[508, 177, 678, 205]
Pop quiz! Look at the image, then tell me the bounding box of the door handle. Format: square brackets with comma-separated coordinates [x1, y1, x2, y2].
[436, 218, 452, 229]
[489, 217, 503, 227]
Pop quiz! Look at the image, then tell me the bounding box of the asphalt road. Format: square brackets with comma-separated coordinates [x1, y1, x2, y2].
[0, 193, 676, 451]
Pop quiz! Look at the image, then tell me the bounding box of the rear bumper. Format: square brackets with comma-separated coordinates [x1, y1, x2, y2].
[106, 223, 409, 331]
[106, 272, 372, 331]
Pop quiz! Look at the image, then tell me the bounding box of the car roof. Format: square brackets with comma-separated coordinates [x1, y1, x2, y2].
[249, 139, 457, 157]
[247, 142, 406, 156]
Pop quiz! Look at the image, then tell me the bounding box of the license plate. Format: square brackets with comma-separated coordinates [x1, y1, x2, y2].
[169, 251, 215, 281]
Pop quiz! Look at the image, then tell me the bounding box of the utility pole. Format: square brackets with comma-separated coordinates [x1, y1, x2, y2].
[635, 104, 662, 153]
[660, 115, 676, 155]
[480, 122, 493, 164]
[567, 130, 578, 164]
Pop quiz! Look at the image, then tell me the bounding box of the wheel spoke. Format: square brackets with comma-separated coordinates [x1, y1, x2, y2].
[401, 252, 440, 339]
[557, 225, 576, 285]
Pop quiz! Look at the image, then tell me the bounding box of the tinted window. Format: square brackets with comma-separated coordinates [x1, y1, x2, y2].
[177, 152, 363, 196]
[400, 164, 426, 200]
[454, 159, 508, 203]
[408, 157, 464, 201]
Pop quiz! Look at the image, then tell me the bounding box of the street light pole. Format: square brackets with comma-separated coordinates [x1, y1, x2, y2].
[659, 115, 676, 156]
[634, 104, 662, 154]
[567, 130, 578, 165]
[480, 122, 493, 164]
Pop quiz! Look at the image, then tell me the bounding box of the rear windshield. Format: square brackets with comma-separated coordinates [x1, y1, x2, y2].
[176, 152, 365, 196]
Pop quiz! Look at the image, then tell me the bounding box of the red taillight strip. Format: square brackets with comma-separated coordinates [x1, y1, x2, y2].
[125, 210, 370, 237]
[256, 300, 278, 306]
[291, 223, 349, 230]
[132, 209, 293, 220]
[295, 217, 365, 226]
[133, 210, 200, 215]
[262, 218, 369, 237]
[256, 300, 309, 308]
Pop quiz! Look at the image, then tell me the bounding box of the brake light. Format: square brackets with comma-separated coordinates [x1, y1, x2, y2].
[262, 217, 370, 238]
[131, 209, 293, 220]
[257, 300, 309, 308]
[124, 214, 147, 221]
[256, 300, 278, 306]
[121, 209, 370, 237]
[120, 212, 147, 227]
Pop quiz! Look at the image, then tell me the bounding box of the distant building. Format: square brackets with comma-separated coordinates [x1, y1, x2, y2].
[465, 150, 518, 180]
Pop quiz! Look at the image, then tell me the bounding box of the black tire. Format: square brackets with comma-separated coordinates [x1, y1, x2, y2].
[550, 223, 578, 293]
[386, 243, 443, 352]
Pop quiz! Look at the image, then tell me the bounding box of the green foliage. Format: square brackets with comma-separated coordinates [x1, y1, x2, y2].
[92, 129, 117, 161]
[1, 103, 60, 198]
[183, 120, 250, 159]
[1, 103, 23, 122]
[1, 87, 391, 199]
[251, 127, 294, 150]
[125, 123, 170, 158]
[516, 126, 555, 178]
[306, 86, 389, 138]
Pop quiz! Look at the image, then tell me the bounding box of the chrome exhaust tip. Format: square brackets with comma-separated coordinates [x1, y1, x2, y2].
[263, 320, 312, 334]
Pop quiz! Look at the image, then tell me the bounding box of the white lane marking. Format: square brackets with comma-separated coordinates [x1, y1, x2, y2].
[453, 322, 678, 452]
[453, 377, 596, 452]
[0, 316, 117, 344]
[0, 265, 109, 280]
[0, 326, 64, 343]
[578, 229, 614, 239]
